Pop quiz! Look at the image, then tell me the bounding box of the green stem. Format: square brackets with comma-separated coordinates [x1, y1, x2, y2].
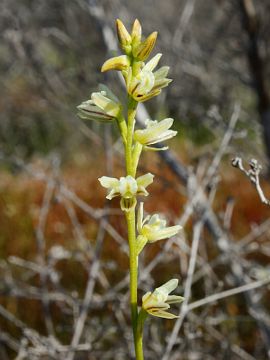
[136, 309, 148, 358]
[125, 210, 138, 343]
[132, 142, 143, 176]
[117, 114, 127, 146]
[125, 97, 144, 359]
[126, 97, 137, 176]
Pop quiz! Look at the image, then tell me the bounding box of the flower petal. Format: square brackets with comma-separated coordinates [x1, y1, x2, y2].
[134, 118, 176, 146]
[148, 309, 179, 319]
[137, 89, 161, 102]
[156, 279, 179, 295]
[91, 92, 120, 117]
[154, 66, 170, 80]
[77, 102, 114, 122]
[147, 225, 182, 242]
[106, 188, 120, 200]
[144, 53, 162, 72]
[136, 173, 154, 188]
[144, 145, 169, 151]
[167, 295, 184, 304]
[98, 176, 119, 189]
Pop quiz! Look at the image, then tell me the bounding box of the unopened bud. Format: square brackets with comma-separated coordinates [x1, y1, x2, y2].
[116, 19, 132, 51]
[131, 19, 142, 46]
[101, 55, 130, 72]
[134, 31, 158, 61]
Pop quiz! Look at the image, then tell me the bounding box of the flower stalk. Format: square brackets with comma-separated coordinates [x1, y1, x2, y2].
[77, 18, 183, 359]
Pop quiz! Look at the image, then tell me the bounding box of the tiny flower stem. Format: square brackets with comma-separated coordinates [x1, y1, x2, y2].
[126, 96, 138, 176]
[132, 142, 143, 175]
[125, 210, 138, 342]
[117, 114, 128, 145]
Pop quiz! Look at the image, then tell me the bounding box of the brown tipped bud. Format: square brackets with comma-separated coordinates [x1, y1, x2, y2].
[131, 19, 142, 45]
[116, 19, 131, 48]
[134, 31, 158, 61]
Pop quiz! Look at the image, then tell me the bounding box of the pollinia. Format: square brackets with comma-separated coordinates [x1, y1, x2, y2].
[78, 19, 183, 360]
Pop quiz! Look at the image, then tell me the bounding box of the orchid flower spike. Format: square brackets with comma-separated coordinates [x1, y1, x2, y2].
[136, 203, 181, 253]
[127, 54, 172, 102]
[134, 118, 177, 151]
[77, 87, 121, 122]
[98, 174, 154, 212]
[142, 279, 184, 319]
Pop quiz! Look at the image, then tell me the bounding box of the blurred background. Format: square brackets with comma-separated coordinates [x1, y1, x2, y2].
[0, 0, 270, 359]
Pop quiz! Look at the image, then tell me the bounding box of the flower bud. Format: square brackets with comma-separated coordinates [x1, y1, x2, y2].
[116, 19, 132, 52]
[101, 55, 130, 72]
[134, 31, 158, 61]
[131, 19, 142, 46]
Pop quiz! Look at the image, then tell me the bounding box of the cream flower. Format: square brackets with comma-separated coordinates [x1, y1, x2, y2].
[142, 279, 183, 319]
[127, 54, 172, 102]
[136, 203, 181, 253]
[134, 118, 177, 151]
[77, 88, 121, 122]
[98, 174, 154, 212]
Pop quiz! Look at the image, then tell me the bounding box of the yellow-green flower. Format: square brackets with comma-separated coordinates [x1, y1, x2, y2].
[127, 54, 172, 102]
[142, 279, 183, 319]
[77, 88, 121, 122]
[98, 174, 154, 212]
[134, 118, 177, 150]
[101, 55, 130, 73]
[136, 202, 181, 253]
